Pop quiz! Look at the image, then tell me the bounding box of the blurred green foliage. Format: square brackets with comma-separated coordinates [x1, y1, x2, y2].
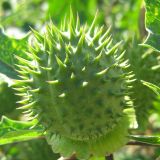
[0, 0, 160, 159]
[143, 0, 160, 51]
[0, 0, 46, 30]
[0, 139, 60, 160]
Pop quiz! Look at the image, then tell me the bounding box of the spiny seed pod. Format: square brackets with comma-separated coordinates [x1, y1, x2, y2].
[124, 39, 160, 129]
[14, 11, 134, 159]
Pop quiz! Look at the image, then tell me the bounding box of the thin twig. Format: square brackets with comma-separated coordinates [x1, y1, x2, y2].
[127, 141, 160, 147]
[28, 136, 160, 147]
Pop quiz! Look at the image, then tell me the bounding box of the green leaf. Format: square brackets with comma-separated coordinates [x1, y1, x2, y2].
[143, 0, 160, 52]
[0, 60, 18, 79]
[0, 116, 44, 145]
[0, 28, 28, 65]
[130, 135, 160, 145]
[141, 80, 160, 96]
[0, 28, 28, 78]
[0, 73, 19, 118]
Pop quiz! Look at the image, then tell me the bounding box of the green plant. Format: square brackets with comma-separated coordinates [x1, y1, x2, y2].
[0, 0, 160, 160]
[124, 39, 160, 129]
[13, 11, 135, 159]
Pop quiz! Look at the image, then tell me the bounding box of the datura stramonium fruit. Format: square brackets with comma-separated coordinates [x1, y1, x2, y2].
[14, 12, 134, 159]
[124, 39, 160, 129]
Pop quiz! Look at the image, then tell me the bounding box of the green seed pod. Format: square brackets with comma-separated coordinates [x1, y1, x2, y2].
[14, 11, 134, 159]
[124, 39, 160, 129]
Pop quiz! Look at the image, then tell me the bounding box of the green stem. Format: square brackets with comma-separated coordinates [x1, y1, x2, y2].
[105, 154, 114, 160]
[60, 154, 77, 160]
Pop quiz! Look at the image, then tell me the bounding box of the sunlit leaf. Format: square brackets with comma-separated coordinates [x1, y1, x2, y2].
[0, 28, 29, 78]
[0, 28, 28, 66]
[0, 116, 44, 145]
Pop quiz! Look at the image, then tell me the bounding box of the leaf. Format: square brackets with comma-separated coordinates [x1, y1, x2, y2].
[0, 60, 18, 79]
[0, 28, 28, 78]
[0, 73, 19, 118]
[0, 116, 44, 145]
[129, 135, 160, 145]
[141, 80, 160, 96]
[0, 28, 28, 65]
[143, 0, 160, 52]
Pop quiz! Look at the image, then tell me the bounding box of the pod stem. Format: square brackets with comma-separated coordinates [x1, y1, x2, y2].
[59, 154, 77, 160]
[105, 154, 114, 160]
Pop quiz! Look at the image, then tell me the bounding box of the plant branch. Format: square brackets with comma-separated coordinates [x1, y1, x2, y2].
[29, 135, 160, 147]
[127, 141, 160, 147]
[32, 135, 160, 147]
